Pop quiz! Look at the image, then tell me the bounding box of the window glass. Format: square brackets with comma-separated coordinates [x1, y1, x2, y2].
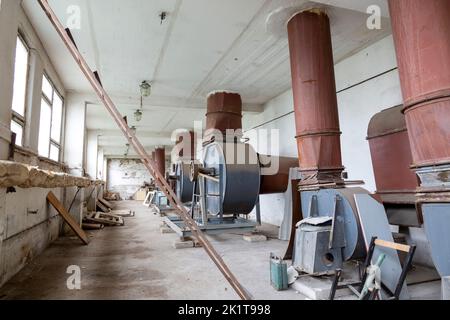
[49, 144, 60, 162]
[51, 93, 63, 143]
[10, 120, 24, 147]
[38, 99, 52, 157]
[12, 37, 29, 117]
[42, 75, 53, 101]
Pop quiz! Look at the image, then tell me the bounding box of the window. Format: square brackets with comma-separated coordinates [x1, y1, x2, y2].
[10, 35, 30, 147]
[38, 74, 64, 162]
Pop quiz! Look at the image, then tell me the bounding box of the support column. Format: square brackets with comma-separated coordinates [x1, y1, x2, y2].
[62, 93, 87, 228]
[23, 52, 44, 153]
[86, 131, 98, 179]
[287, 10, 344, 185]
[97, 148, 105, 180]
[63, 93, 87, 177]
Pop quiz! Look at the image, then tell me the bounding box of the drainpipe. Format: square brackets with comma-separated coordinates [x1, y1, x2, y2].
[287, 10, 344, 186]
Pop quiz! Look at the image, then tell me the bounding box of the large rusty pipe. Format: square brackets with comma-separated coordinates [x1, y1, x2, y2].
[154, 147, 166, 177]
[206, 92, 243, 134]
[389, 0, 450, 168]
[287, 10, 344, 184]
[259, 156, 299, 194]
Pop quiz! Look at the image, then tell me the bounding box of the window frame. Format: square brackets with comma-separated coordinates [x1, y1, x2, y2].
[11, 33, 30, 147]
[39, 73, 64, 162]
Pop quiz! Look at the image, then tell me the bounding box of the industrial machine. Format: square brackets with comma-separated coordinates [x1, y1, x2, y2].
[147, 147, 171, 214]
[165, 92, 298, 237]
[268, 10, 409, 299]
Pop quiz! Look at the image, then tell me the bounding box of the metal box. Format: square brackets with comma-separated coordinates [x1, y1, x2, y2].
[270, 254, 288, 291]
[293, 223, 343, 274]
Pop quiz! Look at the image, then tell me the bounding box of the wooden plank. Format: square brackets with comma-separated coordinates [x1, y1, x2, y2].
[110, 210, 135, 217]
[47, 191, 90, 245]
[375, 239, 411, 253]
[97, 201, 111, 213]
[85, 212, 124, 226]
[98, 197, 114, 209]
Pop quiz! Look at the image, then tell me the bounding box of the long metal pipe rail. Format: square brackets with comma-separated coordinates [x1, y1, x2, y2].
[37, 0, 251, 300]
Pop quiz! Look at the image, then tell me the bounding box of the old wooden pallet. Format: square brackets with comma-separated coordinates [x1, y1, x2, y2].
[86, 212, 124, 227]
[96, 201, 111, 213]
[110, 210, 135, 217]
[98, 197, 115, 210]
[47, 191, 90, 245]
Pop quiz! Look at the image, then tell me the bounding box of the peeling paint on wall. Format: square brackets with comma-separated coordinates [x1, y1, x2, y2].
[106, 159, 152, 200]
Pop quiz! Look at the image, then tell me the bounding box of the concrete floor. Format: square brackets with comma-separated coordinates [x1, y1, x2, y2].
[0, 201, 442, 300]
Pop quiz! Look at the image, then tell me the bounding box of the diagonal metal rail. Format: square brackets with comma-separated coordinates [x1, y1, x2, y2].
[37, 0, 251, 300]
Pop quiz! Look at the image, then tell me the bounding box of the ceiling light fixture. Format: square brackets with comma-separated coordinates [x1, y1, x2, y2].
[140, 80, 152, 97]
[134, 110, 143, 122]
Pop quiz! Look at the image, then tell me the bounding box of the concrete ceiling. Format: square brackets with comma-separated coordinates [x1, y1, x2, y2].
[23, 0, 390, 157]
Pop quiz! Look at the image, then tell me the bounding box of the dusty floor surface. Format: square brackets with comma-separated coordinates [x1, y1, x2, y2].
[0, 201, 442, 300]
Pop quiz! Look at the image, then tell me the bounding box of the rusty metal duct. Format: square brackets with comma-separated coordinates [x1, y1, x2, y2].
[154, 147, 166, 177]
[389, 0, 450, 172]
[259, 156, 299, 194]
[206, 92, 243, 135]
[389, 0, 450, 278]
[287, 10, 344, 185]
[367, 105, 422, 227]
[174, 131, 196, 203]
[176, 131, 196, 161]
[367, 105, 419, 195]
[205, 92, 298, 194]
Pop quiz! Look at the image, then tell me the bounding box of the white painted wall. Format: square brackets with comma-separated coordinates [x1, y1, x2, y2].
[106, 159, 153, 200]
[0, 2, 89, 287]
[243, 35, 403, 226]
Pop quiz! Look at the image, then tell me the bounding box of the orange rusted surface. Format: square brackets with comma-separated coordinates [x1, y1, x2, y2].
[206, 92, 243, 134]
[368, 105, 419, 193]
[389, 0, 450, 168]
[154, 147, 166, 176]
[287, 11, 344, 182]
[259, 156, 299, 194]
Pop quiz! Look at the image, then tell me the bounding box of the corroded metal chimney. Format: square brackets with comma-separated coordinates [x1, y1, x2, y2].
[175, 130, 196, 161]
[205, 91, 298, 194]
[287, 10, 344, 186]
[154, 147, 166, 177]
[389, 0, 450, 186]
[206, 92, 243, 134]
[388, 0, 450, 278]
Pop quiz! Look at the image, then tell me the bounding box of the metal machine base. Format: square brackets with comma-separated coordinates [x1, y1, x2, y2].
[144, 190, 172, 214]
[163, 215, 257, 238]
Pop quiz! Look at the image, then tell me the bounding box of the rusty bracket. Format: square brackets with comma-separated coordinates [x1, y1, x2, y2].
[37, 0, 251, 300]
